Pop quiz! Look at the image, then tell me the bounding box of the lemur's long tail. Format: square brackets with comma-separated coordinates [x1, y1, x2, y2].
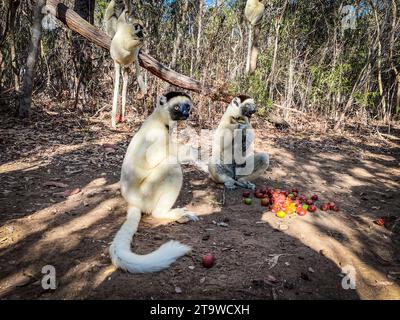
[109, 207, 191, 273]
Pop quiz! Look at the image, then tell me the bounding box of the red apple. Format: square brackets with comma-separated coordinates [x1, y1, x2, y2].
[261, 198, 270, 207]
[331, 205, 339, 212]
[321, 204, 330, 211]
[308, 205, 317, 212]
[202, 254, 215, 268]
[297, 208, 307, 216]
[311, 195, 318, 201]
[255, 192, 265, 199]
[306, 199, 314, 206]
[328, 202, 336, 210]
[243, 191, 251, 198]
[375, 218, 385, 226]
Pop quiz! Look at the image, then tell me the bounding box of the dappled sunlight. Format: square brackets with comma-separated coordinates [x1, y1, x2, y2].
[259, 209, 400, 299]
[42, 198, 121, 243]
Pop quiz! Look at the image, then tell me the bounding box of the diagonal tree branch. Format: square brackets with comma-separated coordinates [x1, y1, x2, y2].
[45, 0, 235, 103]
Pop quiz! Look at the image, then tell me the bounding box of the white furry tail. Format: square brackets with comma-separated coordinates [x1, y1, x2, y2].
[109, 207, 191, 273]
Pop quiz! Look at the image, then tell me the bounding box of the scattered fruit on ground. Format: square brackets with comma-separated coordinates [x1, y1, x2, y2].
[261, 198, 270, 207]
[202, 254, 215, 268]
[255, 191, 266, 199]
[331, 205, 339, 212]
[244, 198, 252, 205]
[276, 211, 286, 219]
[308, 205, 317, 212]
[242, 191, 251, 198]
[297, 208, 307, 216]
[244, 186, 339, 219]
[321, 203, 330, 211]
[375, 218, 385, 226]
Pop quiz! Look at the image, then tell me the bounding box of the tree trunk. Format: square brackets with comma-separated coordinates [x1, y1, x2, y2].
[19, 0, 45, 118]
[72, 0, 95, 110]
[195, 0, 204, 69]
[170, 0, 189, 69]
[390, 0, 399, 114]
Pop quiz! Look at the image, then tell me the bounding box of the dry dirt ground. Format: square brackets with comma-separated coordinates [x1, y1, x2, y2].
[1, 107, 400, 300]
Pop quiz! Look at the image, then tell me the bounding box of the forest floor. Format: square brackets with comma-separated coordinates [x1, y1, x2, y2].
[1, 102, 400, 300]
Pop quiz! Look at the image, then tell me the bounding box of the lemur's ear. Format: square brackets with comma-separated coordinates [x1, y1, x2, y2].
[232, 97, 241, 107]
[159, 95, 168, 106]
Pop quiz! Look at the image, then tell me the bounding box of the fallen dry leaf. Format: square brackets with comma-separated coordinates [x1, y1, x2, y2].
[44, 181, 68, 188]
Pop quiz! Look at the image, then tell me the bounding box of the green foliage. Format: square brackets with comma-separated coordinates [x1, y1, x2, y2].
[353, 91, 380, 110]
[310, 63, 352, 103]
[94, 0, 108, 25]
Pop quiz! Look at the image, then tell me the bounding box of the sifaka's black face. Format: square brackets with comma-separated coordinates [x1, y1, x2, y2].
[133, 23, 144, 39]
[240, 102, 256, 118]
[169, 102, 191, 121]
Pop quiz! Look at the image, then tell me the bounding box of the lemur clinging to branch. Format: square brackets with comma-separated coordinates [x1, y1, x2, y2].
[245, 0, 265, 74]
[104, 0, 147, 128]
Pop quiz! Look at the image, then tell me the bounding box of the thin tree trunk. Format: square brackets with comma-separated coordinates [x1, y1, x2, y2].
[19, 0, 45, 118]
[9, 1, 21, 92]
[195, 0, 204, 68]
[389, 0, 399, 114]
[170, 0, 189, 69]
[268, 0, 288, 98]
[373, 6, 387, 122]
[72, 0, 95, 110]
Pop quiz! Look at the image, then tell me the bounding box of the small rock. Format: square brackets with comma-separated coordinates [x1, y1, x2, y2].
[188, 266, 195, 270]
[308, 267, 315, 273]
[199, 277, 206, 284]
[285, 262, 290, 266]
[174, 286, 182, 294]
[279, 224, 289, 231]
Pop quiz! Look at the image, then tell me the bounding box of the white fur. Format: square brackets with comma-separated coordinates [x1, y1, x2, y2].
[109, 207, 191, 273]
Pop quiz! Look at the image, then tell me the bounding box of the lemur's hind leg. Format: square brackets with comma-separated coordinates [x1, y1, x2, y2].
[237, 152, 269, 182]
[121, 66, 129, 123]
[111, 62, 121, 129]
[144, 161, 198, 222]
[209, 163, 255, 190]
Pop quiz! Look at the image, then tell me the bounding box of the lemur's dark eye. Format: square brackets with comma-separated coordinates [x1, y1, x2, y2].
[174, 106, 180, 111]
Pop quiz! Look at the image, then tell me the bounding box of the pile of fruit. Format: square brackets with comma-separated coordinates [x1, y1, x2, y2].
[242, 187, 339, 218]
